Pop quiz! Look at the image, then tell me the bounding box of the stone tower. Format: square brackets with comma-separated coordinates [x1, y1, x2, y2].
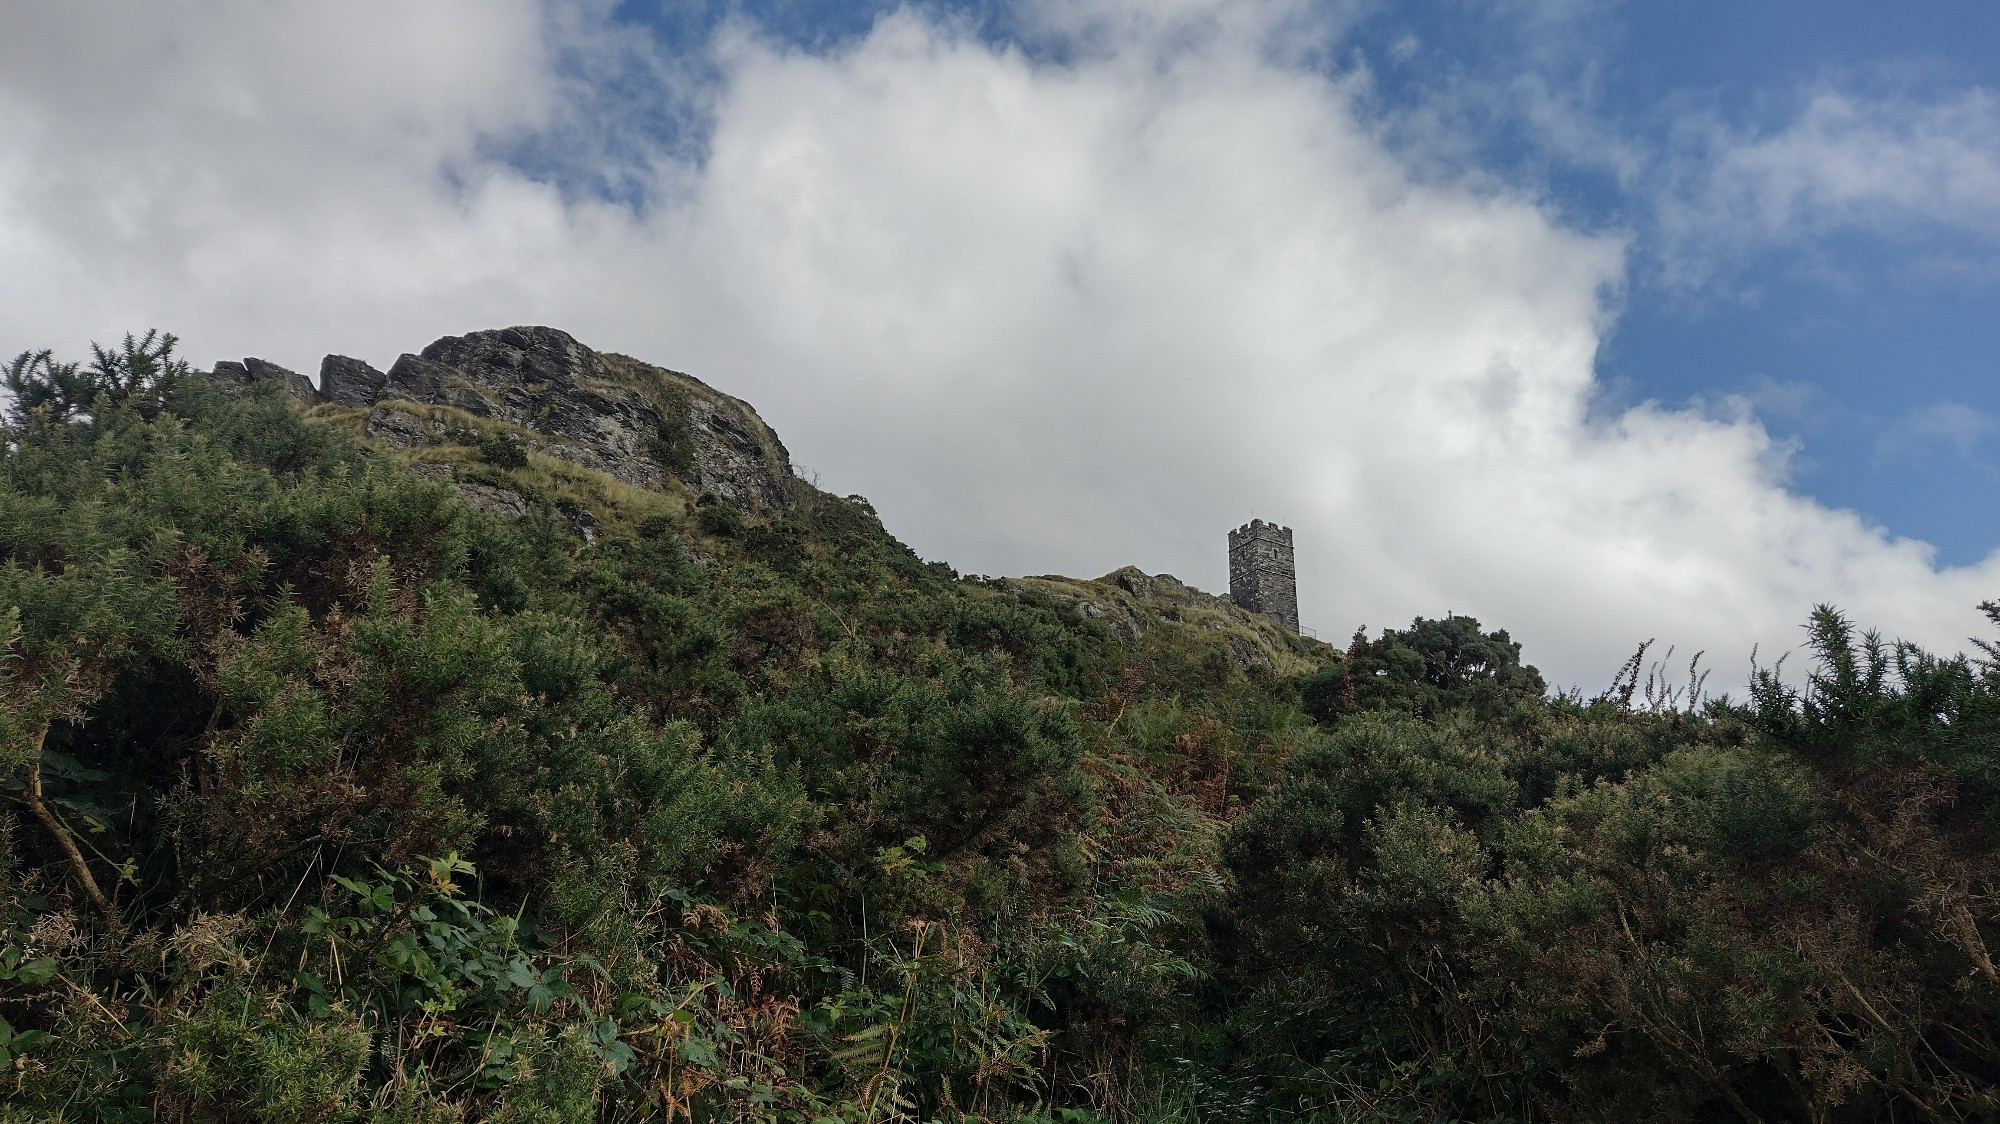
[1228, 519, 1299, 633]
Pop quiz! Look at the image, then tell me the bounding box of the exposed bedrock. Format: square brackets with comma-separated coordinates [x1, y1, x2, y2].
[214, 325, 795, 511]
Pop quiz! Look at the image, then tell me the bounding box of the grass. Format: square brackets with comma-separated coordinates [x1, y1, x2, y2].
[313, 397, 687, 538]
[1006, 570, 1333, 679]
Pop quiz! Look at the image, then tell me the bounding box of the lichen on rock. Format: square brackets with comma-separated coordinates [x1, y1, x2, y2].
[214, 325, 799, 514]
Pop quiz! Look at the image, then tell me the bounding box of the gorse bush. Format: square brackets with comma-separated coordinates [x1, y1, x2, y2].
[3, 332, 1999, 1121]
[3, 330, 188, 424]
[478, 432, 529, 469]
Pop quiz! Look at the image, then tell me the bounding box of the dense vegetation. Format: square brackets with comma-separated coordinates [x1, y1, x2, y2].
[5, 333, 2000, 1122]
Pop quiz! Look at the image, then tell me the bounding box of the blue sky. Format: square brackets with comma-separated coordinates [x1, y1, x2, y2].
[616, 0, 2000, 564]
[1356, 0, 2000, 565]
[4, 0, 1997, 683]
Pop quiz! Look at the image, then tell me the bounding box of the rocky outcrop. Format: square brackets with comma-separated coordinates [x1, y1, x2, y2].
[1106, 568, 1235, 613]
[362, 327, 675, 490]
[451, 480, 528, 519]
[639, 371, 796, 510]
[362, 408, 442, 449]
[320, 355, 386, 407]
[375, 327, 792, 508]
[1006, 566, 1329, 675]
[216, 326, 798, 511]
[209, 357, 315, 403]
[404, 461, 528, 520]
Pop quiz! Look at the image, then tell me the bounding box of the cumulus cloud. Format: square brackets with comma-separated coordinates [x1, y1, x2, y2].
[3, 0, 1996, 686]
[1662, 87, 2000, 281]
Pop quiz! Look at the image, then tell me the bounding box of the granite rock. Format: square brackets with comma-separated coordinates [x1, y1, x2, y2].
[381, 353, 460, 408]
[1108, 567, 1243, 618]
[1022, 566, 1325, 674]
[681, 394, 792, 509]
[363, 407, 441, 449]
[208, 361, 252, 392]
[1227, 634, 1273, 673]
[209, 358, 314, 402]
[244, 358, 317, 402]
[320, 355, 386, 407]
[239, 326, 799, 513]
[453, 481, 527, 519]
[346, 326, 795, 509]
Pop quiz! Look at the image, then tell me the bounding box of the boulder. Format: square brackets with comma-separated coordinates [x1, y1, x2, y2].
[383, 353, 457, 404]
[417, 325, 598, 390]
[243, 358, 316, 402]
[209, 358, 314, 402]
[208, 360, 252, 392]
[320, 355, 386, 407]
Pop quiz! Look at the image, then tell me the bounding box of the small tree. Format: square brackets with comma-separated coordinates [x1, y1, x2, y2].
[3, 329, 189, 425]
[1, 331, 188, 919]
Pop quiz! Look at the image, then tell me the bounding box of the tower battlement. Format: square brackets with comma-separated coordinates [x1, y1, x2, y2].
[1228, 519, 1299, 633]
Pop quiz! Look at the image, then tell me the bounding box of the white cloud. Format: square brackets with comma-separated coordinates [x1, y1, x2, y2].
[3, 0, 1997, 686]
[1662, 88, 2000, 281]
[1880, 402, 1997, 461]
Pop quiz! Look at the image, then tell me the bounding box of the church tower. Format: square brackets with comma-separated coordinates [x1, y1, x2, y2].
[1228, 520, 1299, 633]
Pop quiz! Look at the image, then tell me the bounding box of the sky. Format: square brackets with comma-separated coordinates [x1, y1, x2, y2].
[1, 0, 1996, 689]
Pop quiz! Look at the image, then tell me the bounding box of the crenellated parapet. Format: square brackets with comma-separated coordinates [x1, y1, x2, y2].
[1228, 519, 1299, 633]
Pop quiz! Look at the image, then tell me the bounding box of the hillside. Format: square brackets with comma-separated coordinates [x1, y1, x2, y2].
[5, 328, 2000, 1122]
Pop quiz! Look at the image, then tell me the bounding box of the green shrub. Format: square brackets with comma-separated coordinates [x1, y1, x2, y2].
[12, 332, 2000, 1123]
[479, 432, 529, 469]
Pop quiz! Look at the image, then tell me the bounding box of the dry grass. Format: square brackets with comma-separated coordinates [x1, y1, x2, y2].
[308, 397, 688, 535]
[1006, 571, 1331, 678]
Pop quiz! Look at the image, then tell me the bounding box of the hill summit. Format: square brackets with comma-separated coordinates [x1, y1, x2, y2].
[212, 324, 1324, 672]
[6, 326, 2000, 1121]
[213, 325, 794, 509]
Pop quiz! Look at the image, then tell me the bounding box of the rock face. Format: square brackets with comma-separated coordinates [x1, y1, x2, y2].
[209, 358, 316, 403]
[320, 355, 386, 407]
[223, 326, 797, 511]
[362, 408, 441, 449]
[1109, 568, 1223, 610]
[451, 480, 528, 520]
[381, 327, 794, 508]
[662, 385, 794, 510]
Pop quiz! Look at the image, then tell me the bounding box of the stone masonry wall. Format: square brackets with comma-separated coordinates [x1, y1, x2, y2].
[1228, 519, 1299, 633]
